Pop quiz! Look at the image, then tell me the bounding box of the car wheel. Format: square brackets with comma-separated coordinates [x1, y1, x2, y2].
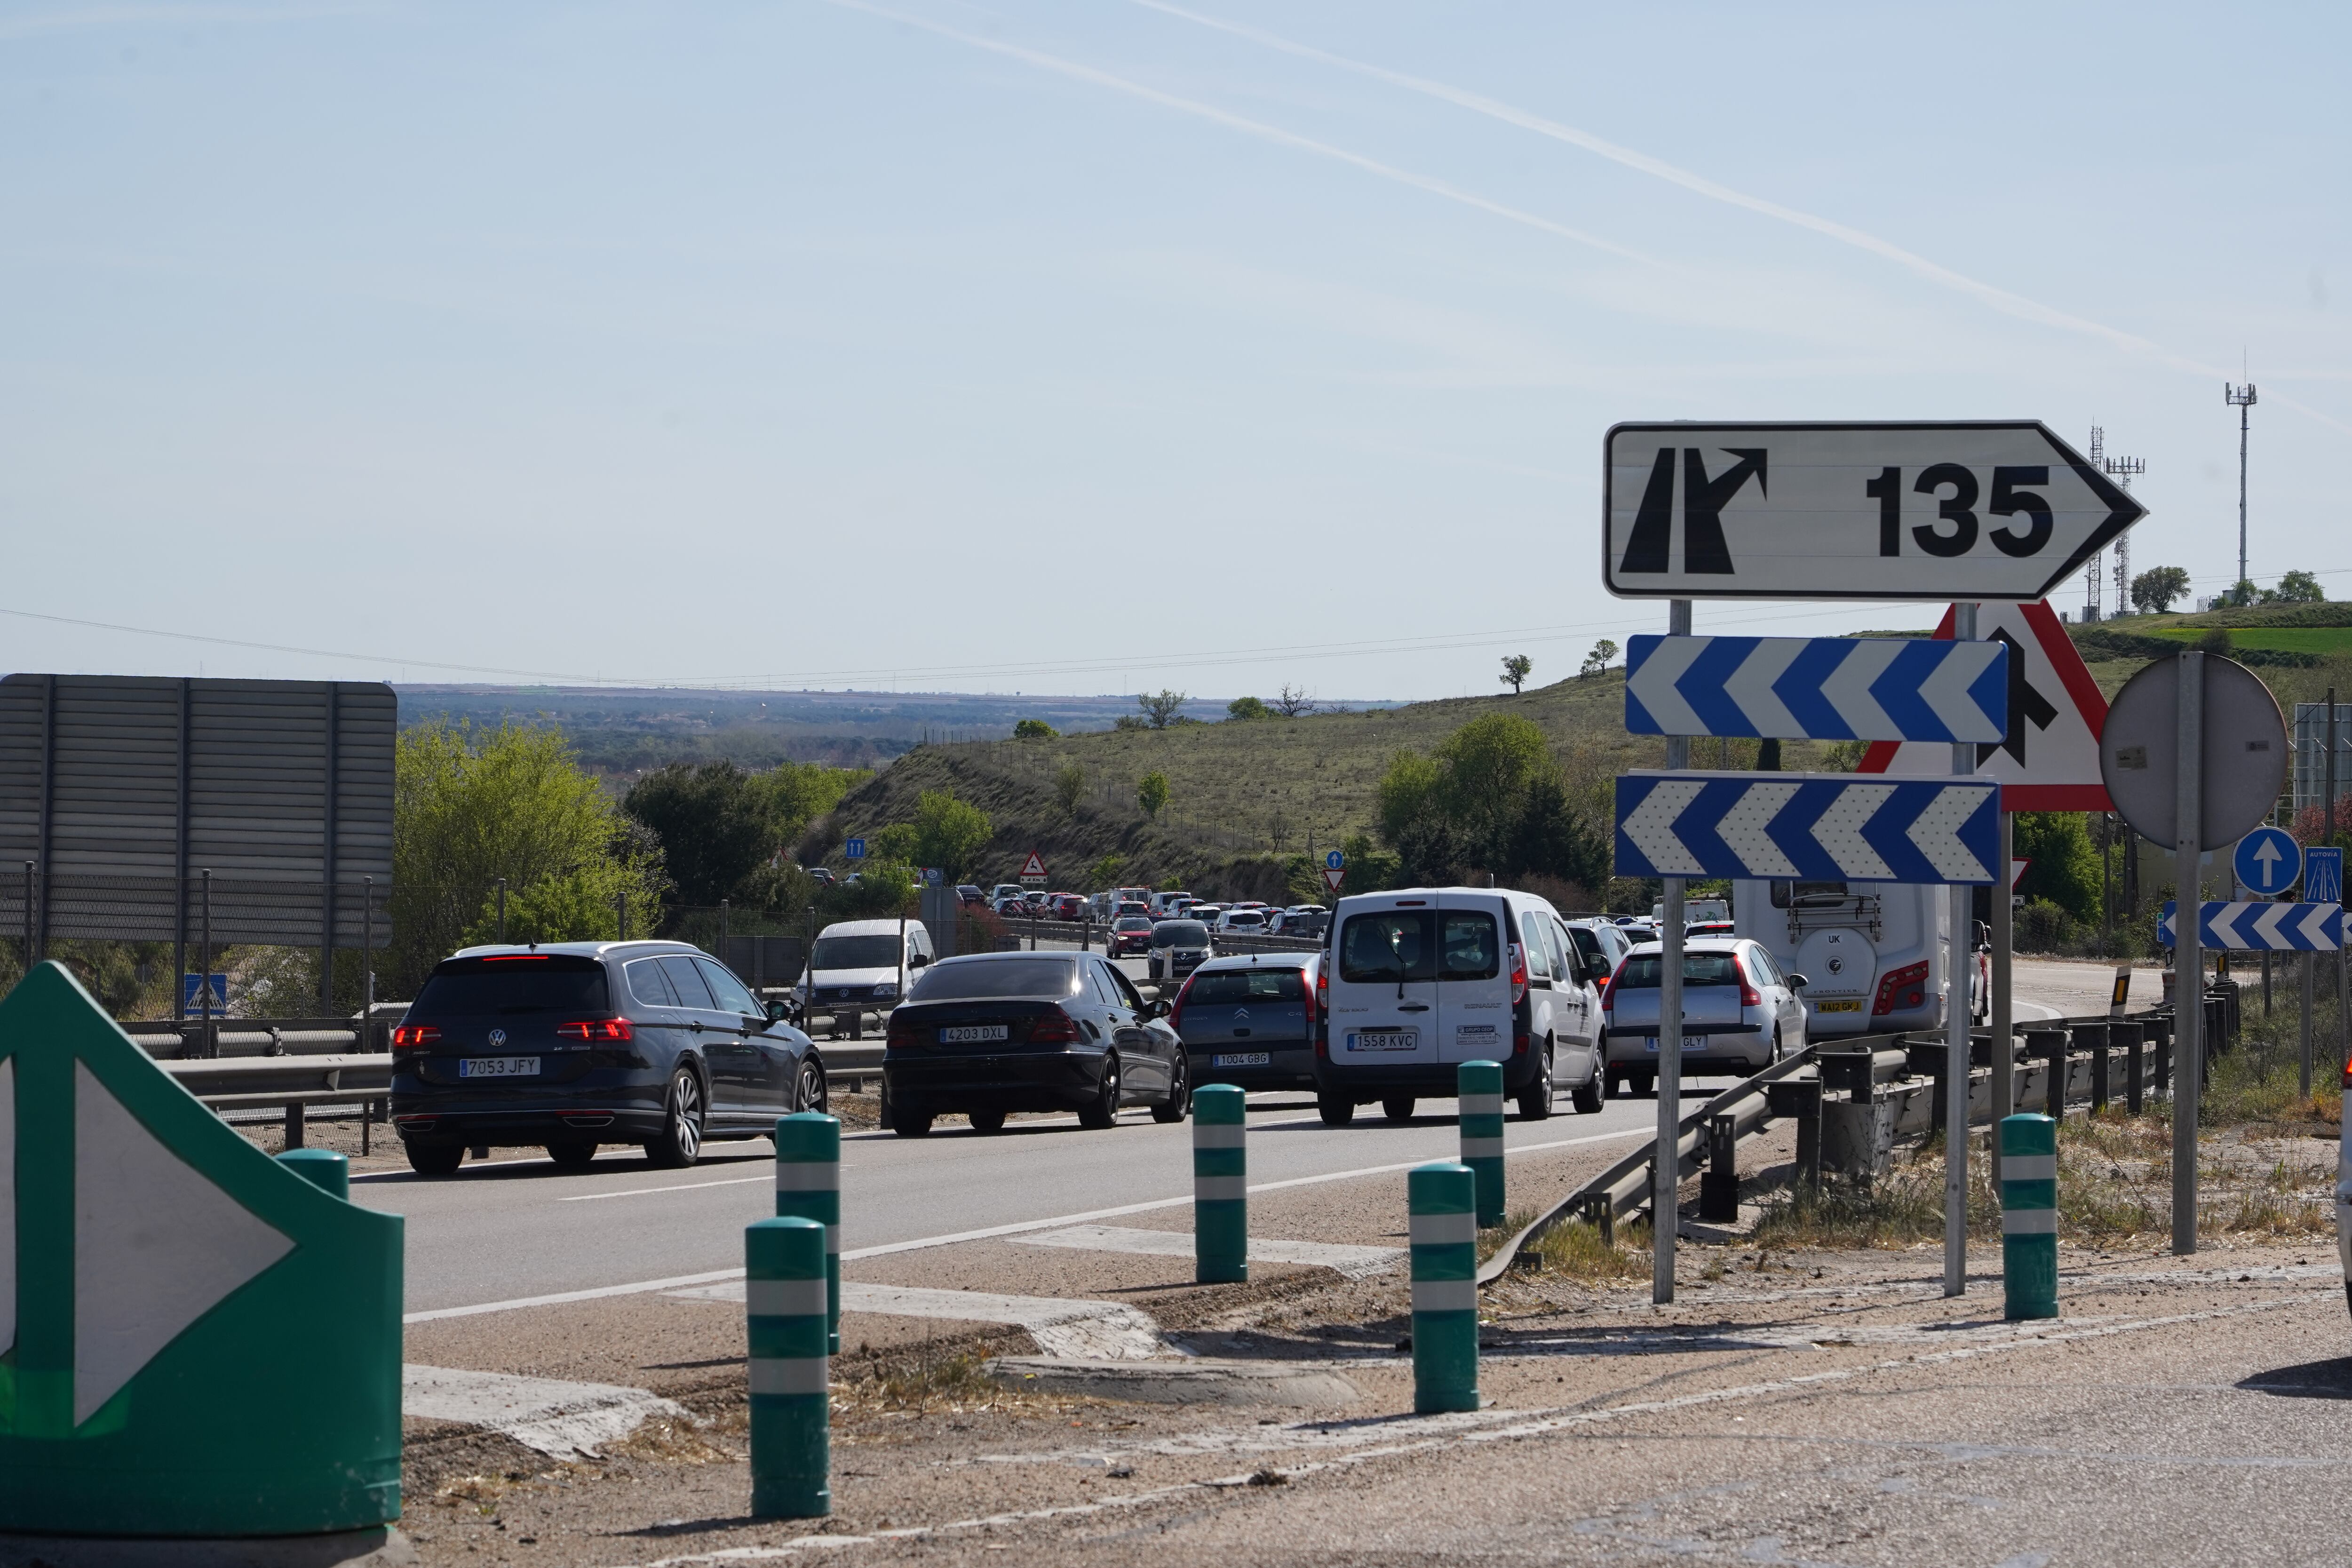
[546, 1139, 597, 1170]
[644, 1067, 706, 1169]
[1151, 1051, 1191, 1124]
[1381, 1095, 1414, 1123]
[1078, 1055, 1121, 1130]
[793, 1054, 828, 1115]
[1572, 1061, 1605, 1116]
[405, 1139, 463, 1176]
[1516, 1044, 1555, 1121]
[967, 1108, 1006, 1134]
[1316, 1093, 1355, 1127]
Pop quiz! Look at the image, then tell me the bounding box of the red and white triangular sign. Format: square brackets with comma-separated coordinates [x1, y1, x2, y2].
[1858, 599, 2111, 812]
[1019, 850, 1048, 878]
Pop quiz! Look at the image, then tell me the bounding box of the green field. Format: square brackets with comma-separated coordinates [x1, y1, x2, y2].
[2143, 625, 2352, 655]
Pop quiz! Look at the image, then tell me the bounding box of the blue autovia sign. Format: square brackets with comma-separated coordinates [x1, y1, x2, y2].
[2306, 846, 2344, 907]
[844, 837, 866, 861]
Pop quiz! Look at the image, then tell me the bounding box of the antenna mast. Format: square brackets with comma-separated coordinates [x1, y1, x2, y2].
[2083, 427, 2106, 620]
[2225, 381, 2257, 600]
[2104, 445, 2145, 612]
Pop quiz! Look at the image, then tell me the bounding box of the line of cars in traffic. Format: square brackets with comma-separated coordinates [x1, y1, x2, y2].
[958, 882, 1329, 939]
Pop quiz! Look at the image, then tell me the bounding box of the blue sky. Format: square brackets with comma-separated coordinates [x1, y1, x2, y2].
[3, 1, 2344, 700]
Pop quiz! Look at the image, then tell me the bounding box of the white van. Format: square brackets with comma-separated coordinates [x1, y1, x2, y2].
[797, 918, 936, 1039]
[1655, 898, 1731, 925]
[1317, 886, 1605, 1128]
[1731, 880, 1979, 1038]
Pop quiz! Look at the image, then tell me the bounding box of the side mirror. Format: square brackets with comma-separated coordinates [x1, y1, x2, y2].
[1147, 998, 1172, 1019]
[1787, 974, 1809, 990]
[909, 952, 930, 968]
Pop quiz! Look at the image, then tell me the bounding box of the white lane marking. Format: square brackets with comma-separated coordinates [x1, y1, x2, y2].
[402, 1363, 688, 1460]
[1016, 1224, 1404, 1279]
[560, 1174, 771, 1202]
[671, 1280, 1165, 1360]
[403, 1123, 1649, 1321]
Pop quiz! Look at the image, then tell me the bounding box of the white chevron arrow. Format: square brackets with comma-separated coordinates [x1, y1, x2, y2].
[2208, 904, 2252, 947]
[1919, 642, 2003, 742]
[1626, 639, 1708, 736]
[1810, 783, 1896, 880]
[1721, 641, 1804, 739]
[1622, 778, 1708, 875]
[1819, 640, 1902, 739]
[2296, 904, 2340, 949]
[1716, 781, 1802, 876]
[2250, 901, 2295, 949]
[1906, 787, 1991, 881]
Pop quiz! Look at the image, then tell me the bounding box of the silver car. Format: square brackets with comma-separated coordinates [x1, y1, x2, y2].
[1598, 937, 1808, 1096]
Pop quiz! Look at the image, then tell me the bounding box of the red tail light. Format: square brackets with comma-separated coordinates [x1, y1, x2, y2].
[888, 1012, 921, 1046]
[1872, 961, 1930, 1017]
[1168, 977, 1195, 1034]
[1736, 960, 1762, 1009]
[1509, 943, 1528, 1006]
[391, 1024, 440, 1052]
[1301, 970, 1318, 1027]
[555, 1018, 634, 1042]
[1028, 1007, 1081, 1045]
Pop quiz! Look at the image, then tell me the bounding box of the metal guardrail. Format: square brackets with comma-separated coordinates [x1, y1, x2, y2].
[1479, 1008, 2184, 1285]
[124, 1015, 388, 1059]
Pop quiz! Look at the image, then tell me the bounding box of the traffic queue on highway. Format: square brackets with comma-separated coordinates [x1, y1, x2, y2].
[380, 875, 1978, 1176]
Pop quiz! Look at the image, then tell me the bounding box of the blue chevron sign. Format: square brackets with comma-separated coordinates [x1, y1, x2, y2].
[1614, 771, 2001, 884]
[1625, 634, 2007, 742]
[2159, 900, 2343, 951]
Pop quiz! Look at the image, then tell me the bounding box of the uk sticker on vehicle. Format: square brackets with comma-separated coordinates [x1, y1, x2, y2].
[459, 1056, 540, 1078]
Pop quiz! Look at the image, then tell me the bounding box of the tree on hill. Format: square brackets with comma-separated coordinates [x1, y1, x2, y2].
[1139, 690, 1187, 728]
[1499, 654, 1533, 693]
[2130, 565, 2190, 614]
[1579, 640, 1619, 678]
[1055, 761, 1087, 815]
[1226, 696, 1271, 721]
[1014, 718, 1058, 739]
[912, 789, 993, 880]
[1376, 714, 1607, 888]
[625, 761, 774, 908]
[1273, 685, 1315, 716]
[1137, 771, 1170, 820]
[2271, 569, 2326, 604]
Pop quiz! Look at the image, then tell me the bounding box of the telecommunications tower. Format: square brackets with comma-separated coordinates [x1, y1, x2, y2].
[2225, 381, 2257, 599]
[2083, 427, 2106, 620]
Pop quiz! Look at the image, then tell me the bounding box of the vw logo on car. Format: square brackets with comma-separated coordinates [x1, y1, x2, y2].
[488, 1028, 507, 1047]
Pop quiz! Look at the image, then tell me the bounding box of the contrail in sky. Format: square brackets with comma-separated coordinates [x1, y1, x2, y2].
[810, 0, 1651, 263]
[1130, 0, 2350, 434]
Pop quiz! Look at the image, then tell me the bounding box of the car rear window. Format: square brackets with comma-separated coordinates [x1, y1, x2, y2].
[1338, 909, 1499, 984]
[811, 934, 900, 971]
[1153, 922, 1210, 947]
[1611, 953, 1743, 988]
[908, 956, 1079, 1001]
[1225, 912, 1264, 927]
[1115, 917, 1152, 931]
[414, 955, 609, 1015]
[1185, 968, 1306, 1004]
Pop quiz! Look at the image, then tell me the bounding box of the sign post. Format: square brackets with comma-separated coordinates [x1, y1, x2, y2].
[1944, 605, 1977, 1298]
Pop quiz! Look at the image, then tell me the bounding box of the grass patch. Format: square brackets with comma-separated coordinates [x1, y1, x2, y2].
[1749, 1168, 1964, 1250]
[1519, 1217, 1648, 1280]
[2207, 989, 2345, 1129]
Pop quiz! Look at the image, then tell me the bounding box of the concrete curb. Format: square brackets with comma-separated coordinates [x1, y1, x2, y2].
[0, 1528, 413, 1567]
[984, 1357, 1362, 1408]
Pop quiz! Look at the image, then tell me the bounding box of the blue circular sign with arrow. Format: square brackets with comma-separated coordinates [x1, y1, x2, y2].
[1325, 850, 1345, 870]
[2234, 825, 2302, 898]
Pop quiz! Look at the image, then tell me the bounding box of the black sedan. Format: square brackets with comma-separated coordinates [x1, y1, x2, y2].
[882, 952, 1188, 1136]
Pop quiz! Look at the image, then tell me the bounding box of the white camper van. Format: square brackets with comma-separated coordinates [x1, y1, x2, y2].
[1731, 880, 1983, 1038]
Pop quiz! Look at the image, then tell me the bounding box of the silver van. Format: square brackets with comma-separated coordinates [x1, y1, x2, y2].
[1316, 886, 1605, 1127]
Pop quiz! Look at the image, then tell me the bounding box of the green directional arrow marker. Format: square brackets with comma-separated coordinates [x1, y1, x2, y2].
[0, 963, 405, 1537]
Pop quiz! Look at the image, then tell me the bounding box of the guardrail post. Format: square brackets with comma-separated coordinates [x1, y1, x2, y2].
[747, 1216, 831, 1519]
[2083, 1022, 2109, 1114]
[1581, 1191, 1614, 1249]
[1193, 1083, 1247, 1282]
[1409, 1162, 1478, 1414]
[2153, 1013, 2172, 1097]
[1456, 1060, 1505, 1227]
[1999, 1114, 2058, 1321]
[282, 1099, 305, 1151]
[773, 1113, 842, 1354]
[276, 1147, 348, 1198]
[2117, 1022, 2144, 1115]
[2024, 1027, 2065, 1120]
[1699, 1114, 1739, 1222]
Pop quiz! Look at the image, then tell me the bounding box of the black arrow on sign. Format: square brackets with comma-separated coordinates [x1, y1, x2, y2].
[1979, 627, 2058, 768]
[1681, 448, 1764, 576]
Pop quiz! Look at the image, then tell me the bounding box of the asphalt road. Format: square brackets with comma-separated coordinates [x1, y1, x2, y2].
[358, 956, 2133, 1315]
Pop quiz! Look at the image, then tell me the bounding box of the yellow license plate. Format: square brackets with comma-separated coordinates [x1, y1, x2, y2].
[1813, 999, 1864, 1013]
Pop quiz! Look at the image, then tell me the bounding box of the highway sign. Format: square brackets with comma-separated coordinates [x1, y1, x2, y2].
[2307, 846, 2344, 906]
[1325, 849, 1345, 871]
[844, 837, 866, 861]
[1323, 866, 1346, 892]
[2100, 655, 2287, 847]
[1603, 422, 2144, 601]
[2160, 900, 2342, 951]
[1625, 634, 2005, 742]
[921, 867, 943, 887]
[1613, 771, 2000, 885]
[2234, 827, 2302, 898]
[182, 972, 229, 1012]
[1859, 600, 2111, 811]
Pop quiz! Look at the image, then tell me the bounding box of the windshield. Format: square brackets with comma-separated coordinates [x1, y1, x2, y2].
[908, 956, 1079, 1001]
[1152, 922, 1210, 947]
[1185, 968, 1305, 1004]
[414, 955, 609, 1015]
[811, 934, 900, 971]
[1611, 952, 1744, 989]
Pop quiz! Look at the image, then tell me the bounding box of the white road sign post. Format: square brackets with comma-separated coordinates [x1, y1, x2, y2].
[1604, 424, 2144, 602]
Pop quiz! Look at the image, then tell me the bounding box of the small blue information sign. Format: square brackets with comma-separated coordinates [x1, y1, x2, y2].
[2306, 846, 2344, 907]
[845, 837, 866, 861]
[183, 972, 229, 1012]
[2234, 826, 2302, 899]
[1324, 849, 1345, 870]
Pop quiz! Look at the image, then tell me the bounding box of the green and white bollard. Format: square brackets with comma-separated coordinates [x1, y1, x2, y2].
[1456, 1059, 1505, 1228]
[1409, 1161, 1479, 1414]
[774, 1112, 842, 1354]
[1193, 1082, 1247, 1282]
[2000, 1114, 2058, 1321]
[747, 1216, 831, 1519]
[276, 1146, 350, 1199]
